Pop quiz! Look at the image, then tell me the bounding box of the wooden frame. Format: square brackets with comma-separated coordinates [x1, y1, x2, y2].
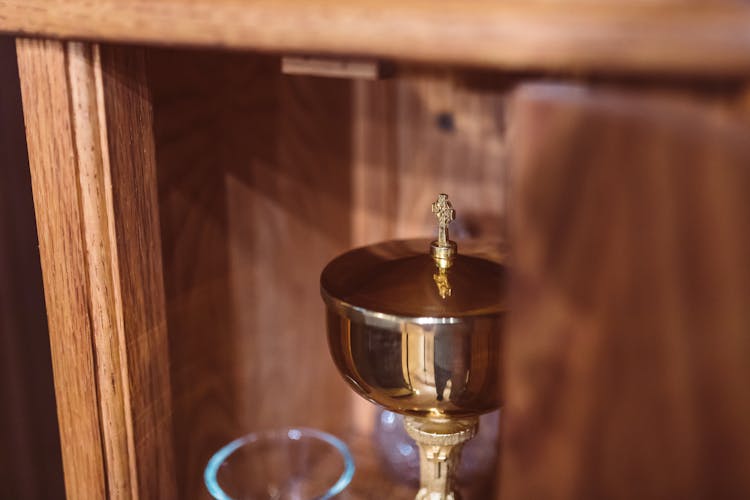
[3, 1, 750, 76]
[16, 39, 175, 499]
[5, 5, 750, 500]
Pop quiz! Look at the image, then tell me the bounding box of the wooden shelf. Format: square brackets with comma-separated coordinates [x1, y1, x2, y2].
[3, 1, 750, 77]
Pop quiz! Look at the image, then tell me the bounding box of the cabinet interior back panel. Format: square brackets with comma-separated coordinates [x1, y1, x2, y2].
[147, 48, 508, 498]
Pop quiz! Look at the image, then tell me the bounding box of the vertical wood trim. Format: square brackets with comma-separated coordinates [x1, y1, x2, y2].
[67, 41, 139, 499]
[16, 38, 108, 500]
[98, 44, 177, 499]
[16, 38, 176, 499]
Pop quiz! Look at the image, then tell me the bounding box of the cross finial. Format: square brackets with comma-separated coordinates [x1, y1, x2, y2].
[432, 193, 455, 246]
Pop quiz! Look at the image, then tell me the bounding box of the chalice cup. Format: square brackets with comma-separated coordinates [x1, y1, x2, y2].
[321, 194, 506, 500]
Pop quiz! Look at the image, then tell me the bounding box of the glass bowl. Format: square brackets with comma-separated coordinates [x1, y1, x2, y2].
[205, 428, 355, 500]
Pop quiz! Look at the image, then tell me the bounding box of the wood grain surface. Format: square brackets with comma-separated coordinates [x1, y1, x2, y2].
[0, 36, 65, 500]
[501, 84, 750, 500]
[148, 50, 354, 499]
[17, 39, 176, 499]
[3, 1, 750, 76]
[352, 69, 508, 247]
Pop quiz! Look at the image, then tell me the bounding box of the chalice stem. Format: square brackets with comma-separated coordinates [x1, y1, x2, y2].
[404, 416, 479, 500]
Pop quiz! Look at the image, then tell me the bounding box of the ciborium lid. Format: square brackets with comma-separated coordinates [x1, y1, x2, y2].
[320, 194, 506, 323]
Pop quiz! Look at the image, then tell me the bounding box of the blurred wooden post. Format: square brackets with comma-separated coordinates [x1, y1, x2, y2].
[501, 84, 750, 500]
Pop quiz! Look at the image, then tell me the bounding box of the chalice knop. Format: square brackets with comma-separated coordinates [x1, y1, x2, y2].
[321, 194, 506, 500]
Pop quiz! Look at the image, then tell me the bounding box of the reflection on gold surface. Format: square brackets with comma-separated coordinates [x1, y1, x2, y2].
[326, 310, 502, 419]
[433, 268, 452, 299]
[320, 239, 506, 319]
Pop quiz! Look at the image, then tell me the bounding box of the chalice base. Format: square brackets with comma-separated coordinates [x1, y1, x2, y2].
[404, 416, 479, 500]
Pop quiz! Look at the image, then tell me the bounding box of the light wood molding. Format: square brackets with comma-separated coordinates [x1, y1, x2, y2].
[16, 39, 176, 499]
[281, 56, 383, 79]
[3, 1, 750, 76]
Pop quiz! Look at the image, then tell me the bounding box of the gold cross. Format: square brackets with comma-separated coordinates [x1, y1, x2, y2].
[431, 193, 455, 246]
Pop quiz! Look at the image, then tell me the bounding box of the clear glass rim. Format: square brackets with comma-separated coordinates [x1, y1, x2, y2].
[204, 427, 355, 500]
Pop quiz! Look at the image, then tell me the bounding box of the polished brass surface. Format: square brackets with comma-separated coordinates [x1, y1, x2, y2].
[405, 417, 478, 500]
[321, 238, 506, 418]
[326, 308, 503, 418]
[430, 193, 457, 270]
[433, 268, 451, 300]
[321, 239, 506, 320]
[321, 195, 506, 500]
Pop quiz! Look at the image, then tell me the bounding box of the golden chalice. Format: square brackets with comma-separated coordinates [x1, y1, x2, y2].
[321, 194, 506, 499]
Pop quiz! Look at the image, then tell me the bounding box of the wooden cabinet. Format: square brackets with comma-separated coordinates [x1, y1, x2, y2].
[2, 2, 750, 499]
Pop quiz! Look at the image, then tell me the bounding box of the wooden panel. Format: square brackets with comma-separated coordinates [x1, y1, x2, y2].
[353, 69, 507, 247]
[148, 50, 355, 499]
[0, 36, 64, 500]
[98, 44, 177, 499]
[17, 39, 176, 499]
[501, 85, 750, 500]
[4, 1, 750, 76]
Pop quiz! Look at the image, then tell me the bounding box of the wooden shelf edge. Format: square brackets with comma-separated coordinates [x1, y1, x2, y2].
[3, 0, 750, 77]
